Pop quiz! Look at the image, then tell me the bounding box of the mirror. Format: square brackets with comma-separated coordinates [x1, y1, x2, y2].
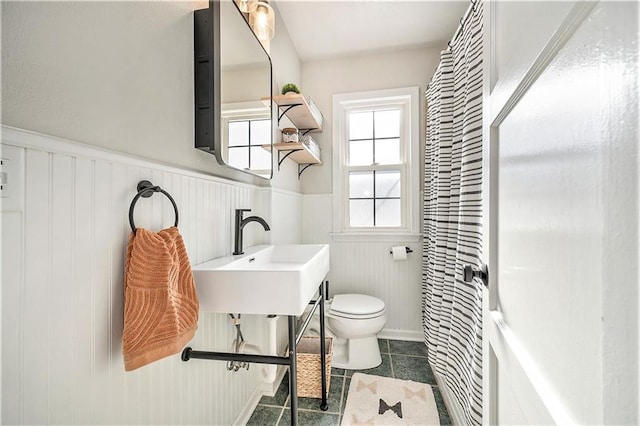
[194, 0, 273, 179]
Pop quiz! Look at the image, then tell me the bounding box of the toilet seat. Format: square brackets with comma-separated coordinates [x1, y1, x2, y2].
[329, 294, 386, 319]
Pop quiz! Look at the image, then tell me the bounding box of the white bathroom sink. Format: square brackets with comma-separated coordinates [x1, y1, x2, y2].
[192, 244, 330, 315]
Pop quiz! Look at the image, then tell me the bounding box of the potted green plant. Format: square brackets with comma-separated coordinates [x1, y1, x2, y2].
[281, 83, 300, 96]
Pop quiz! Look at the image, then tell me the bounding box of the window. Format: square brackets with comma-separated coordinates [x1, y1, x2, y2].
[222, 102, 271, 173]
[348, 109, 402, 227]
[332, 87, 420, 238]
[226, 118, 271, 171]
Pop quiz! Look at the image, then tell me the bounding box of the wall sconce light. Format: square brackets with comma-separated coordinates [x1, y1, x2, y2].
[234, 0, 258, 14]
[249, 1, 275, 41]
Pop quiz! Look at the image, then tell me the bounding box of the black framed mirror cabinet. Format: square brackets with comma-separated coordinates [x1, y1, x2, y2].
[194, 0, 273, 179]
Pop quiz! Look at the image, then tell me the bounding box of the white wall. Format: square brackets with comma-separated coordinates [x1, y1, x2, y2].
[1, 0, 302, 190]
[2, 1, 222, 179]
[266, 2, 305, 193]
[1, 4, 447, 423]
[299, 46, 441, 194]
[1, 1, 303, 423]
[270, 3, 302, 95]
[1, 127, 284, 424]
[299, 47, 442, 336]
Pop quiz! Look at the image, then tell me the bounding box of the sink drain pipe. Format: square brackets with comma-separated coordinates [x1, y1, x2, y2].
[225, 313, 278, 384]
[263, 315, 279, 383]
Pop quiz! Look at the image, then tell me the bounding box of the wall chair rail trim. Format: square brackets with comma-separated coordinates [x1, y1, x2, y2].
[329, 232, 422, 242]
[0, 125, 263, 190]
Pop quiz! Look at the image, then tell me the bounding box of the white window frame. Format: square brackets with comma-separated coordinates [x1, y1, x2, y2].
[221, 100, 271, 173]
[332, 87, 421, 241]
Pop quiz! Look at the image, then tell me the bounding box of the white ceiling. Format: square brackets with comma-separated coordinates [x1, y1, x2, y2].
[274, 0, 470, 62]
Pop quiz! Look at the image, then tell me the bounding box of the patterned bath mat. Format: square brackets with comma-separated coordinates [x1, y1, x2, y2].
[341, 373, 439, 425]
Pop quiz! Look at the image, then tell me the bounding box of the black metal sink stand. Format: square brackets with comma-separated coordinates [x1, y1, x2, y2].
[181, 282, 328, 426]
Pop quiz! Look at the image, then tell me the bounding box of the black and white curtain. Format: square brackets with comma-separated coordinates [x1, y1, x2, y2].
[423, 1, 483, 425]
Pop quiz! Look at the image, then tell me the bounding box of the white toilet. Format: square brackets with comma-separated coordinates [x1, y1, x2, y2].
[324, 294, 387, 370]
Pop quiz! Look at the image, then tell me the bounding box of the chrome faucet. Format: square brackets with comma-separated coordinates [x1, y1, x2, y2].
[233, 209, 270, 255]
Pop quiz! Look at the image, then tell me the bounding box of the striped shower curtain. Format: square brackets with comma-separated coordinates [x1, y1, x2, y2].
[423, 1, 483, 425]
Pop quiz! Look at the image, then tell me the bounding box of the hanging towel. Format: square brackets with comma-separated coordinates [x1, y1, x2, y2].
[123, 226, 199, 371]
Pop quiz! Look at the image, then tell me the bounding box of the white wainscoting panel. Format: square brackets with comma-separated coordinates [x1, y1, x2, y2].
[1, 127, 274, 425]
[302, 194, 423, 336]
[302, 194, 333, 244]
[270, 188, 303, 245]
[328, 239, 423, 336]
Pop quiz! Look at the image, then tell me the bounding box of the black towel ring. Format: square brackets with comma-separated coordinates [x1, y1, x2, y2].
[129, 180, 179, 234]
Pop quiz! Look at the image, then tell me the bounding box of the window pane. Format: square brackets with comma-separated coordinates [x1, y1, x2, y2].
[228, 147, 249, 169]
[375, 138, 400, 164]
[374, 109, 400, 138]
[350, 200, 374, 227]
[349, 172, 373, 198]
[250, 120, 271, 146]
[349, 111, 373, 140]
[349, 139, 373, 166]
[375, 170, 401, 198]
[250, 146, 271, 170]
[228, 121, 249, 146]
[375, 199, 401, 227]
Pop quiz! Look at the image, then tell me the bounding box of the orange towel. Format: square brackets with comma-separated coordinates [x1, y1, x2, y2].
[123, 226, 199, 371]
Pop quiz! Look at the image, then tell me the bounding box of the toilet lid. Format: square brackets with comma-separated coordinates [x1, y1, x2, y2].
[330, 294, 385, 317]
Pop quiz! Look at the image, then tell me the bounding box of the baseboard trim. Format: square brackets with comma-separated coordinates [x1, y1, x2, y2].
[232, 386, 263, 426]
[378, 328, 423, 341]
[232, 366, 287, 425]
[434, 371, 466, 426]
[258, 365, 287, 397]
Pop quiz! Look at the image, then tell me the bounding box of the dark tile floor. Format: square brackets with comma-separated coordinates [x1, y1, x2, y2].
[247, 339, 451, 426]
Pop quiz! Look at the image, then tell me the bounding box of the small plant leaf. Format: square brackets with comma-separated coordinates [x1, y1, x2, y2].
[281, 83, 300, 95]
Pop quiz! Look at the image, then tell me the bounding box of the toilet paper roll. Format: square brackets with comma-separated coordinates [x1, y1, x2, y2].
[391, 246, 408, 261]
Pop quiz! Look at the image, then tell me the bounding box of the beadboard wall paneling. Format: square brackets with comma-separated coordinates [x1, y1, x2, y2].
[270, 188, 303, 245]
[1, 127, 289, 425]
[302, 194, 333, 244]
[302, 194, 423, 335]
[329, 240, 423, 335]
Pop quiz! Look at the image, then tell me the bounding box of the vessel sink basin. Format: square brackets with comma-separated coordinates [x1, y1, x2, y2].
[192, 244, 330, 316]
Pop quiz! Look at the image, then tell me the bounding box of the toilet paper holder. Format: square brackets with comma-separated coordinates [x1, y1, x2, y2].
[389, 246, 413, 255]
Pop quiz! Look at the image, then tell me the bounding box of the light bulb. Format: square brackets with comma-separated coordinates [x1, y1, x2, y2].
[249, 1, 274, 41]
[255, 7, 268, 38]
[235, 0, 257, 14]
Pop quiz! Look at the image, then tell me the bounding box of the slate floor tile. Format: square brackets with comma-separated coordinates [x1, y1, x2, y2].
[260, 373, 290, 407]
[388, 339, 428, 357]
[432, 385, 452, 425]
[391, 354, 436, 384]
[342, 377, 350, 414]
[278, 408, 340, 426]
[247, 405, 283, 426]
[378, 338, 390, 354]
[331, 367, 345, 376]
[345, 354, 392, 378]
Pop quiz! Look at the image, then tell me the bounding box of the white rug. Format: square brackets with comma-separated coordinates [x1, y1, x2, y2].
[341, 373, 440, 425]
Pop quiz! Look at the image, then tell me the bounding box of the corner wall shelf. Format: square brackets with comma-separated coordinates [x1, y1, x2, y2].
[262, 142, 322, 178]
[261, 93, 324, 178]
[269, 94, 323, 134]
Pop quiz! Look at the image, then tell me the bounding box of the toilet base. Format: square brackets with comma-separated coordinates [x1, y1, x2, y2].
[331, 335, 382, 370]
